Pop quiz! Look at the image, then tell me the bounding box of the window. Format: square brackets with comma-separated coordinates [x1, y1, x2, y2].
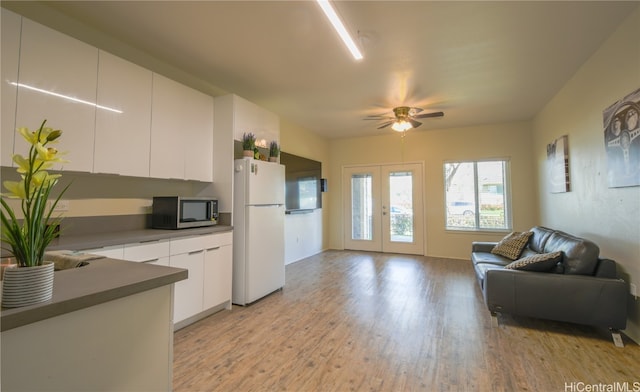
[444, 160, 511, 231]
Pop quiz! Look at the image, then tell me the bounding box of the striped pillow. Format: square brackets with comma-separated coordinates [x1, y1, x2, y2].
[505, 251, 563, 272]
[491, 231, 533, 260]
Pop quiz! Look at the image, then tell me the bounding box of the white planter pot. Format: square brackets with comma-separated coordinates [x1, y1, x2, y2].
[1, 262, 54, 308]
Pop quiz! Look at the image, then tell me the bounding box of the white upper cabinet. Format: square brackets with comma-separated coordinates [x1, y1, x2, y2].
[215, 94, 280, 147]
[94, 51, 152, 177]
[183, 87, 213, 182]
[150, 73, 213, 182]
[1, 9, 21, 167]
[15, 18, 98, 172]
[150, 74, 186, 180]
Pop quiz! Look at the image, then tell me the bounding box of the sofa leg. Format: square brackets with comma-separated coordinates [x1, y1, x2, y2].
[610, 329, 624, 348]
[491, 311, 500, 327]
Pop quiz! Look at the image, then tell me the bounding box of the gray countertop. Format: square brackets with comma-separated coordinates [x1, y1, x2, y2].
[0, 225, 233, 331]
[48, 225, 233, 251]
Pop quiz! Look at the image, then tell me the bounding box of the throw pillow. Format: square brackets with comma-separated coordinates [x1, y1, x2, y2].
[491, 231, 533, 260]
[504, 251, 563, 272]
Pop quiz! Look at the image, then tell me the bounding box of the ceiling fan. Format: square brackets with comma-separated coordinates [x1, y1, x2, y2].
[365, 106, 444, 132]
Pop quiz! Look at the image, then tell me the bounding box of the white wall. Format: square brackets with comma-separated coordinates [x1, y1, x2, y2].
[532, 7, 640, 342]
[280, 118, 331, 255]
[285, 209, 323, 265]
[328, 121, 538, 260]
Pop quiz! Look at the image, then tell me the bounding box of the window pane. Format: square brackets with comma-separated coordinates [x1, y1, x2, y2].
[389, 171, 413, 243]
[444, 162, 476, 229]
[444, 160, 510, 231]
[351, 174, 373, 240]
[477, 161, 506, 229]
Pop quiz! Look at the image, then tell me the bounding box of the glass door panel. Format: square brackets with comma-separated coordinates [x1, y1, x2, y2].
[381, 164, 424, 255]
[388, 171, 414, 243]
[351, 174, 373, 241]
[344, 163, 424, 255]
[343, 166, 381, 252]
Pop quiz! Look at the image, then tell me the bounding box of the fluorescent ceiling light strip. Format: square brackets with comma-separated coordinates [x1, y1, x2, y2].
[316, 0, 363, 61]
[10, 82, 123, 114]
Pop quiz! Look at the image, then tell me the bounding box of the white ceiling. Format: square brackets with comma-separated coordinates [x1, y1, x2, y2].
[18, 1, 640, 139]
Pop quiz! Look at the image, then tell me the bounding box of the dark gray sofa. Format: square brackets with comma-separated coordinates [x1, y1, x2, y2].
[471, 226, 628, 336]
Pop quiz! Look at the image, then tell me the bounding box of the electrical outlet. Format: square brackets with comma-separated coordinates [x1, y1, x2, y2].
[53, 199, 69, 212]
[630, 283, 637, 299]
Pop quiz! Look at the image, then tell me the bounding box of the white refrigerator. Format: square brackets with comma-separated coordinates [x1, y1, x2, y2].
[232, 158, 286, 305]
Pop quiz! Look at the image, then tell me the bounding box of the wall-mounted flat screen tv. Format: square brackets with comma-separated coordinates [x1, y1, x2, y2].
[280, 152, 322, 212]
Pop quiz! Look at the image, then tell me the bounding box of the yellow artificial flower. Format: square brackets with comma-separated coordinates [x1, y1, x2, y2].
[2, 180, 27, 199]
[12, 154, 30, 174]
[18, 126, 61, 145]
[2, 119, 70, 268]
[35, 143, 67, 163]
[31, 171, 60, 188]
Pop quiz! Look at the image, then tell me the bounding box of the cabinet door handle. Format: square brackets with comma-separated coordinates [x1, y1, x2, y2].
[140, 239, 160, 244]
[206, 246, 221, 251]
[188, 250, 204, 255]
[142, 258, 160, 263]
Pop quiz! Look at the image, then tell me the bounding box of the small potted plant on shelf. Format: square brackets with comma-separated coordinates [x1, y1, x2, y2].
[242, 132, 256, 158]
[1, 120, 69, 308]
[269, 141, 280, 163]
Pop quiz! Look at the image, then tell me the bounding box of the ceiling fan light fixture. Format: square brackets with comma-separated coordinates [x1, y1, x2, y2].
[316, 0, 363, 61]
[392, 120, 412, 132]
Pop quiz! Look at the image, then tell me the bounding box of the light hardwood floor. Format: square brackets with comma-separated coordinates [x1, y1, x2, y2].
[173, 250, 639, 391]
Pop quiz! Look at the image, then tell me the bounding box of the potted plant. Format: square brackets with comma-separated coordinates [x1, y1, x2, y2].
[269, 141, 280, 163]
[242, 132, 256, 158]
[1, 120, 69, 308]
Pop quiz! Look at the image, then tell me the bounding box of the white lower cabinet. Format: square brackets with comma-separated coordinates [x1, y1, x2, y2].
[124, 239, 170, 264]
[81, 232, 231, 326]
[203, 235, 233, 310]
[170, 250, 205, 324]
[169, 232, 233, 326]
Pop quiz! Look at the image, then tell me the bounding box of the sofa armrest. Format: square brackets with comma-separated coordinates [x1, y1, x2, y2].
[484, 269, 628, 329]
[472, 242, 497, 253]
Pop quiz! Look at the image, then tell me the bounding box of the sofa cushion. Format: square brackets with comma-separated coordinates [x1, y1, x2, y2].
[504, 251, 562, 272]
[528, 226, 555, 253]
[472, 252, 512, 266]
[544, 232, 600, 275]
[491, 231, 533, 260]
[595, 259, 617, 279]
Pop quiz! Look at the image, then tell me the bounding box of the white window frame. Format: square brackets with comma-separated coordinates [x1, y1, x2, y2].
[443, 159, 512, 232]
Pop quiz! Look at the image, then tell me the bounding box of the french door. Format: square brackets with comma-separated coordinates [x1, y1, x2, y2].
[343, 163, 424, 255]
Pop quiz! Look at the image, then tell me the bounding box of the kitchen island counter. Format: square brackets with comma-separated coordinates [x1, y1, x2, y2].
[0, 256, 187, 332]
[1, 255, 187, 391]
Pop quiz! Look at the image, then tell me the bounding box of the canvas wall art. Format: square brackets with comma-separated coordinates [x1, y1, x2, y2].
[603, 87, 640, 188]
[547, 135, 570, 193]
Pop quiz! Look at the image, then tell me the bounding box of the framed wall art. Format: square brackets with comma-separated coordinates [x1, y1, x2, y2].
[603, 87, 640, 188]
[546, 135, 570, 193]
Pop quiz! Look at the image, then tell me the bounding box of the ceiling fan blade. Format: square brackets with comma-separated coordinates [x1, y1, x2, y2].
[363, 115, 393, 120]
[413, 111, 444, 119]
[410, 107, 424, 115]
[409, 119, 422, 128]
[377, 121, 394, 129]
[365, 111, 392, 118]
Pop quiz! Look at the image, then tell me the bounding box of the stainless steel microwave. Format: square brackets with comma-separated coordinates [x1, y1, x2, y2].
[151, 197, 218, 229]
